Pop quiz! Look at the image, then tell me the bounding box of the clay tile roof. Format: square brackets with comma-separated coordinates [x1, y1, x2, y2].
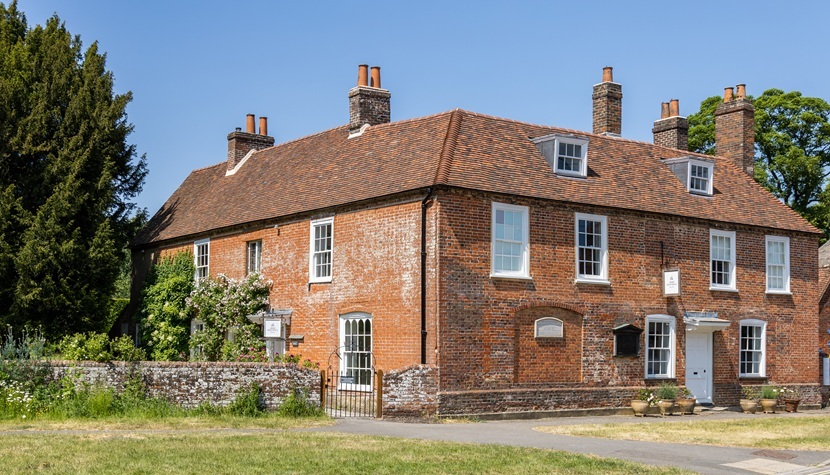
[132, 109, 818, 247]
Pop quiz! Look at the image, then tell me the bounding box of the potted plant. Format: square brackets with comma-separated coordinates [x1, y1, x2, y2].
[740, 386, 759, 414]
[655, 381, 678, 416]
[677, 387, 696, 415]
[779, 386, 801, 412]
[759, 385, 779, 413]
[631, 388, 654, 417]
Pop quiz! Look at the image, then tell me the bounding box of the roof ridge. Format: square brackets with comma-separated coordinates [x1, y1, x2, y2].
[435, 110, 464, 185]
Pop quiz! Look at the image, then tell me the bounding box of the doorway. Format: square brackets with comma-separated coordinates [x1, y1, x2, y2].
[685, 332, 712, 403]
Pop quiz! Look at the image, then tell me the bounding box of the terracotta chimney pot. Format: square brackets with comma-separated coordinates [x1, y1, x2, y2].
[370, 66, 381, 88]
[736, 84, 746, 99]
[723, 87, 734, 102]
[259, 117, 268, 136]
[660, 102, 670, 119]
[357, 64, 368, 87]
[245, 114, 255, 133]
[602, 66, 613, 83]
[669, 99, 680, 117]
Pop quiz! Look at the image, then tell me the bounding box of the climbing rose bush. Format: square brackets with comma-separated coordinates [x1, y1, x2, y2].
[186, 273, 271, 361]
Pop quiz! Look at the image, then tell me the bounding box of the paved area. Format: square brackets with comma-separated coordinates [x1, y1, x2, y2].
[306, 407, 830, 475]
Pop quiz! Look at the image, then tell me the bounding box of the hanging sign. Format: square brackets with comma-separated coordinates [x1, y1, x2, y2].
[263, 318, 282, 338]
[663, 269, 681, 297]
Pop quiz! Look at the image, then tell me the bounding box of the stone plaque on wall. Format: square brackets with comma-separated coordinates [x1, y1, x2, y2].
[535, 318, 563, 338]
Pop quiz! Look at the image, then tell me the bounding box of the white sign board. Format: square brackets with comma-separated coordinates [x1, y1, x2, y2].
[663, 269, 681, 297]
[263, 318, 282, 338]
[535, 318, 563, 338]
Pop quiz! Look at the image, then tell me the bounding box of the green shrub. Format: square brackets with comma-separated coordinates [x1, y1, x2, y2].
[110, 335, 146, 361]
[760, 385, 780, 399]
[277, 388, 325, 417]
[138, 252, 195, 361]
[57, 332, 113, 362]
[655, 381, 678, 401]
[226, 383, 265, 417]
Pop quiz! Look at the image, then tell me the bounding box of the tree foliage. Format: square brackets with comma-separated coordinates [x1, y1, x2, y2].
[0, 1, 147, 335]
[186, 274, 271, 361]
[687, 89, 830, 237]
[138, 252, 194, 361]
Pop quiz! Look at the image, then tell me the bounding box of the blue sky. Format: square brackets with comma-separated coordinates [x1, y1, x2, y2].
[14, 0, 830, 215]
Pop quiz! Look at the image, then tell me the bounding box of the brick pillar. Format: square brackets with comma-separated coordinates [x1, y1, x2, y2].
[349, 65, 391, 135]
[715, 85, 755, 176]
[227, 114, 275, 171]
[653, 99, 688, 150]
[592, 66, 622, 136]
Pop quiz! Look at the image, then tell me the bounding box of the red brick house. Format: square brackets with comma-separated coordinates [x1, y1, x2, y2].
[129, 65, 824, 415]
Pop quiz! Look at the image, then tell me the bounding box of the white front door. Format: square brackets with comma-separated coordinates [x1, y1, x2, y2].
[685, 332, 713, 403]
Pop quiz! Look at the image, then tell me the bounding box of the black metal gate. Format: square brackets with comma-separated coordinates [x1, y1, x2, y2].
[321, 347, 381, 418]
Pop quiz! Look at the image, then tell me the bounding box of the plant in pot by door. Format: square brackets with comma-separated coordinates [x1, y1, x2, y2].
[780, 386, 801, 412]
[740, 386, 759, 414]
[759, 385, 780, 413]
[655, 381, 678, 417]
[631, 388, 654, 417]
[677, 387, 696, 415]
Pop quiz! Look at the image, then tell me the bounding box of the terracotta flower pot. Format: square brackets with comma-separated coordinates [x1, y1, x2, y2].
[739, 399, 758, 414]
[677, 398, 696, 415]
[760, 398, 778, 414]
[631, 399, 650, 417]
[784, 398, 800, 413]
[657, 399, 675, 417]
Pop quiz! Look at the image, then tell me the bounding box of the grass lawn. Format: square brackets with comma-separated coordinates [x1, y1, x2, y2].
[0, 419, 693, 475]
[535, 415, 830, 450]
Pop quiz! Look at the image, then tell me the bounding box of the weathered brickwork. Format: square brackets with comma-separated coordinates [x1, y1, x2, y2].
[47, 361, 319, 409]
[382, 365, 439, 418]
[592, 82, 622, 135]
[132, 195, 435, 375]
[652, 117, 688, 150]
[434, 188, 820, 410]
[715, 98, 755, 176]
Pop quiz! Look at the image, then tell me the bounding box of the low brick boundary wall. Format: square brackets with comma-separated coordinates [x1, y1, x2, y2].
[437, 386, 635, 416]
[382, 365, 439, 418]
[48, 361, 320, 409]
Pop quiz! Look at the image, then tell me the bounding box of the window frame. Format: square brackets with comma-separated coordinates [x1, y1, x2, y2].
[687, 160, 714, 195]
[247, 240, 262, 275]
[765, 235, 790, 294]
[531, 134, 590, 178]
[194, 238, 210, 281]
[739, 319, 767, 377]
[309, 217, 333, 283]
[339, 312, 373, 391]
[645, 314, 676, 379]
[574, 213, 609, 284]
[490, 202, 530, 279]
[709, 229, 736, 291]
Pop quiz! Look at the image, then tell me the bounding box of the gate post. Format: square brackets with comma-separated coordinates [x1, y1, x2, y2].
[375, 369, 384, 419]
[320, 369, 326, 409]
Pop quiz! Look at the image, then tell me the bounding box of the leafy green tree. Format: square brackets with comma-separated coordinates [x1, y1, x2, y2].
[0, 1, 147, 335]
[688, 89, 830, 236]
[187, 274, 271, 361]
[138, 252, 195, 361]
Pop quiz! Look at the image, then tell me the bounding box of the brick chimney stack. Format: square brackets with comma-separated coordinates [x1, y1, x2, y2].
[652, 98, 688, 150]
[227, 113, 275, 171]
[349, 64, 391, 135]
[715, 84, 755, 176]
[592, 66, 623, 136]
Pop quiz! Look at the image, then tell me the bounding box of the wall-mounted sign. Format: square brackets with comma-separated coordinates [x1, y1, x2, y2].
[663, 269, 681, 297]
[535, 318, 564, 338]
[263, 318, 282, 338]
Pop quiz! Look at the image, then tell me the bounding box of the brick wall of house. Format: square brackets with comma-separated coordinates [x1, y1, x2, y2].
[131, 194, 435, 375]
[48, 361, 319, 409]
[434, 188, 820, 407]
[382, 365, 439, 418]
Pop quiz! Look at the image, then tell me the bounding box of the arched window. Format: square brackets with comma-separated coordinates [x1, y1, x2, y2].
[339, 312, 372, 391]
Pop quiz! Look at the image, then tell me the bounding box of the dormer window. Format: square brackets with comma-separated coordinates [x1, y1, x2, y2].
[532, 134, 589, 178]
[663, 157, 714, 196]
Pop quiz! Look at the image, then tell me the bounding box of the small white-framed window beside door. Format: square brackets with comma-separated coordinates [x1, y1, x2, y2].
[739, 319, 766, 377]
[339, 312, 373, 391]
[645, 314, 675, 378]
[765, 236, 790, 294]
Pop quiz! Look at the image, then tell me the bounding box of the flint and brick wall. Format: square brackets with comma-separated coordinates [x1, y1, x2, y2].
[382, 365, 439, 418]
[47, 361, 320, 409]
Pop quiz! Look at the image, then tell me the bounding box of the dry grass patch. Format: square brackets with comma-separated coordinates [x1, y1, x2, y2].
[0, 413, 332, 432]
[535, 416, 830, 450]
[0, 429, 694, 475]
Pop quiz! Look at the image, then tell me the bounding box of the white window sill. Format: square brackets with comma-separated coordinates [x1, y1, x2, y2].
[709, 286, 738, 293]
[490, 273, 533, 281]
[575, 277, 610, 286]
[645, 376, 675, 380]
[309, 278, 332, 284]
[554, 171, 587, 179]
[739, 374, 766, 379]
[765, 290, 792, 296]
